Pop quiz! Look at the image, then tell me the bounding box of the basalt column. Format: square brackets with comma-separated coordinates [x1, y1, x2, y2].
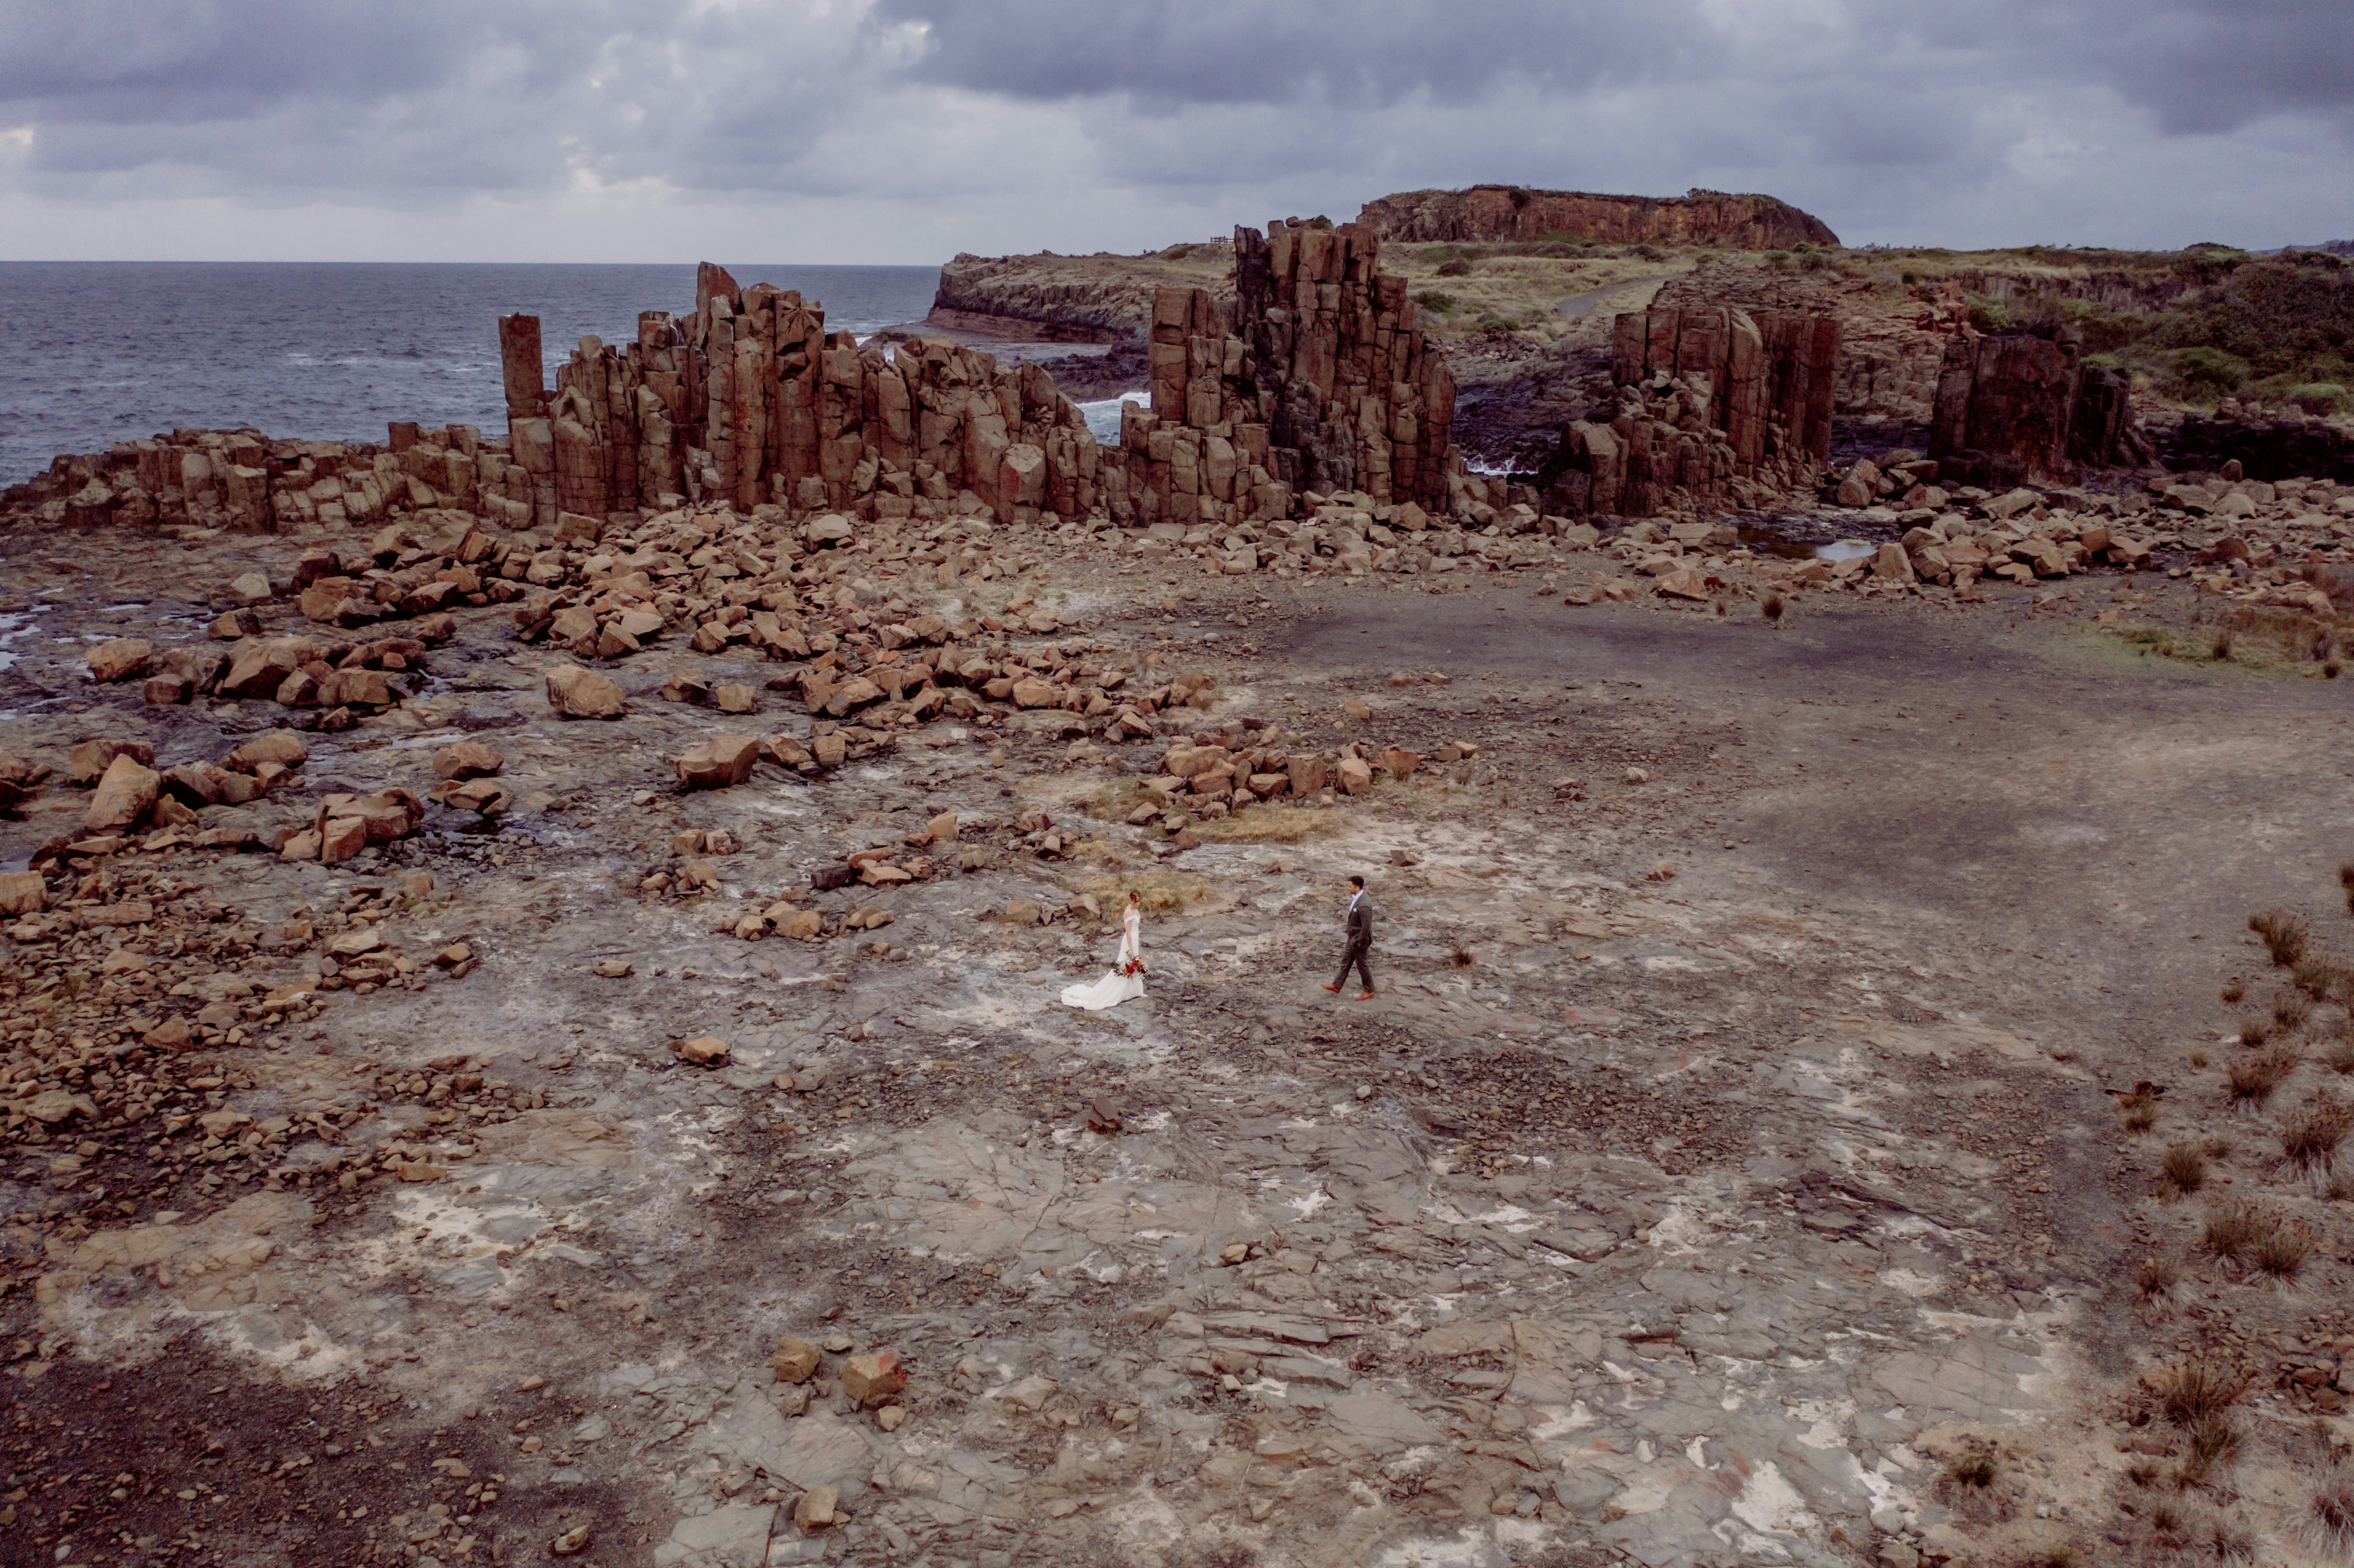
[1110, 220, 1459, 529]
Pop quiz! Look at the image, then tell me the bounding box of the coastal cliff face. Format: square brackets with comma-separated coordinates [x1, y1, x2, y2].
[925, 248, 1235, 343]
[1356, 186, 1840, 250]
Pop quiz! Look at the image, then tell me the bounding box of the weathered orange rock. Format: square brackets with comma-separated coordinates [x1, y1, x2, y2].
[432, 741, 504, 780]
[85, 753, 160, 832]
[771, 1335, 821, 1383]
[228, 731, 309, 773]
[87, 638, 154, 683]
[546, 664, 625, 719]
[676, 736, 760, 790]
[839, 1350, 906, 1407]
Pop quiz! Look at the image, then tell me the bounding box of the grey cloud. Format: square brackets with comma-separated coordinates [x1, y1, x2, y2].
[0, 0, 2347, 256]
[869, 0, 1715, 108]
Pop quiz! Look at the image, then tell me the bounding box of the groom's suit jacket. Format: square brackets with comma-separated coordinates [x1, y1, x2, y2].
[1344, 895, 1374, 950]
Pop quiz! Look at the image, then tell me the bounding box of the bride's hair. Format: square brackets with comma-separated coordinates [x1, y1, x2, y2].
[1126, 889, 1141, 905]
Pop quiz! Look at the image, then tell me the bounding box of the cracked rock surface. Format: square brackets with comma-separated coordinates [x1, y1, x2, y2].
[3, 514, 2351, 1568]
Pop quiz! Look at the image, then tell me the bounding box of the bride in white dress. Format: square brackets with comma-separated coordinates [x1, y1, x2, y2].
[1061, 891, 1146, 1010]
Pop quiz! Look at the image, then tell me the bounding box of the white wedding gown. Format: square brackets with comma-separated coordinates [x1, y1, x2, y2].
[1061, 910, 1146, 1010]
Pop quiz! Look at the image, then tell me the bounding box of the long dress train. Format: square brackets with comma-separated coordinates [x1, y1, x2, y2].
[1061, 909, 1145, 1010]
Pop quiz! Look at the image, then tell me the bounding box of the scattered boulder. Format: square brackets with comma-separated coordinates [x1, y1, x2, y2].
[772, 1335, 821, 1383]
[0, 870, 46, 914]
[85, 752, 160, 832]
[432, 740, 504, 780]
[676, 736, 760, 790]
[87, 638, 154, 683]
[793, 1484, 839, 1534]
[672, 1036, 730, 1066]
[840, 1350, 906, 1407]
[546, 664, 625, 719]
[227, 731, 308, 773]
[68, 738, 154, 785]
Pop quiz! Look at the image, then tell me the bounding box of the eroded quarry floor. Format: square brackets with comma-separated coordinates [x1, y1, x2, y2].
[7, 536, 2354, 1568]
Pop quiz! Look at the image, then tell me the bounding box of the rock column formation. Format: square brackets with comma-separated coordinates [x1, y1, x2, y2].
[1539, 305, 1838, 518]
[1103, 221, 1457, 529]
[1928, 334, 2085, 485]
[1928, 331, 2158, 486]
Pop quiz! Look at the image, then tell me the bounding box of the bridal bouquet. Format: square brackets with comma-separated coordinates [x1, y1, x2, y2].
[1121, 956, 1146, 977]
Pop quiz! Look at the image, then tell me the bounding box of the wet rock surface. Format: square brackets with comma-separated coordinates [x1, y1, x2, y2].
[3, 496, 2353, 1568]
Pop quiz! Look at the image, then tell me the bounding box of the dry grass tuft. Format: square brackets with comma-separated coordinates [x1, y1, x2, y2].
[2303, 1466, 2354, 1564]
[2207, 1513, 2258, 1563]
[2227, 1046, 2299, 1106]
[1191, 806, 1330, 845]
[2201, 1201, 2270, 1262]
[1760, 589, 1785, 624]
[2326, 1039, 2354, 1076]
[2283, 1099, 2354, 1182]
[2237, 1016, 2275, 1046]
[2278, 989, 2316, 1031]
[1947, 1448, 1999, 1489]
[2220, 977, 2247, 1004]
[1067, 869, 1219, 915]
[2161, 1142, 2208, 1195]
[2252, 907, 2311, 967]
[2135, 1255, 2179, 1299]
[1447, 939, 1476, 968]
[2253, 1219, 2315, 1281]
[2156, 1359, 2248, 1429]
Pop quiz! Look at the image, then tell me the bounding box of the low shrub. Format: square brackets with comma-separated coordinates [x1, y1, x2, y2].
[2175, 345, 2251, 397]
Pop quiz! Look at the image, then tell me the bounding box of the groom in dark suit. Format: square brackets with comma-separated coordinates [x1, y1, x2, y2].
[1322, 874, 1376, 999]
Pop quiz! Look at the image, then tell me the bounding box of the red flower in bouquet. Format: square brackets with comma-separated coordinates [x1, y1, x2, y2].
[1121, 956, 1145, 976]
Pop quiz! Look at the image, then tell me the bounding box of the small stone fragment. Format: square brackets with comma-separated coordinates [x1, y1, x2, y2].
[673, 1036, 730, 1066]
[771, 1334, 820, 1384]
[793, 1483, 839, 1533]
[839, 1350, 906, 1407]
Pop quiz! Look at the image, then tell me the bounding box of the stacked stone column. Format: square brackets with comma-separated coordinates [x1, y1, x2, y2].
[1105, 220, 1459, 530]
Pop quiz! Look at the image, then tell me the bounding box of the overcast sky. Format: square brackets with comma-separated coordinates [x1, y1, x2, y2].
[2, 0, 2348, 263]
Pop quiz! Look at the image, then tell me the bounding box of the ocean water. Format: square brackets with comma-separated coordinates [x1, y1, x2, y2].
[0, 262, 941, 486]
[1078, 389, 1150, 447]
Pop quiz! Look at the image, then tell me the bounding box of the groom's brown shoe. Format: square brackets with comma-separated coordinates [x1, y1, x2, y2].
[1320, 982, 1341, 994]
[1355, 990, 1376, 1000]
